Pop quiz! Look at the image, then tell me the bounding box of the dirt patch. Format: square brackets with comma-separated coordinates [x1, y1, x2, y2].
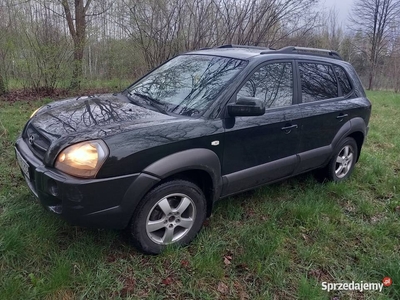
[308, 267, 334, 282]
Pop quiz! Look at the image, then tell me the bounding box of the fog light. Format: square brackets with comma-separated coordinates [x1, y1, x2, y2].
[47, 179, 59, 197]
[66, 186, 83, 202]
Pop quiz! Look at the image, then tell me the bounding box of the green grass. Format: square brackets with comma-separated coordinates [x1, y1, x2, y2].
[0, 91, 399, 299]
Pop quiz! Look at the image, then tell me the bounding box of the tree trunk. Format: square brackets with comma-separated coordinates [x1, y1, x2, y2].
[62, 0, 88, 90]
[0, 74, 6, 96]
[70, 40, 85, 90]
[368, 70, 374, 90]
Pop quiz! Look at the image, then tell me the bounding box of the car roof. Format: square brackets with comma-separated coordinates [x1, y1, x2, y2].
[188, 48, 267, 60]
[187, 45, 343, 62]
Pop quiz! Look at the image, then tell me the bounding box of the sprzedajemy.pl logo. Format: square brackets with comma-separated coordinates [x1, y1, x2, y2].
[321, 277, 392, 293]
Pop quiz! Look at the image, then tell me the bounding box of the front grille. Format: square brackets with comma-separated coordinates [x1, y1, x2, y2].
[24, 124, 51, 160]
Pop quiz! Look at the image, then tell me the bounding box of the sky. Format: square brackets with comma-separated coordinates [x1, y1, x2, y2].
[319, 0, 355, 26]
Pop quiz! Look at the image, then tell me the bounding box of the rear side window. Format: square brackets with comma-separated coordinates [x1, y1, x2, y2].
[299, 62, 338, 102]
[334, 66, 352, 95]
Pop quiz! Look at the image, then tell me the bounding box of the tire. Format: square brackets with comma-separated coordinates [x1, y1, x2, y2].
[324, 137, 358, 182]
[130, 180, 207, 254]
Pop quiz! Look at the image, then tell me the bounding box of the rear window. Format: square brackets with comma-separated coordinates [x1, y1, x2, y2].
[334, 66, 352, 95]
[299, 62, 338, 102]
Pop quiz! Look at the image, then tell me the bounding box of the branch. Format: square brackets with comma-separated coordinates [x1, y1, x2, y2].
[42, 2, 66, 19]
[60, 0, 76, 38]
[84, 0, 92, 13]
[85, 1, 113, 18]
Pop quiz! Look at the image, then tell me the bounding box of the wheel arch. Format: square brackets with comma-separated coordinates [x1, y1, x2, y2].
[332, 117, 367, 162]
[143, 148, 221, 217]
[121, 148, 221, 227]
[155, 169, 215, 217]
[347, 131, 364, 162]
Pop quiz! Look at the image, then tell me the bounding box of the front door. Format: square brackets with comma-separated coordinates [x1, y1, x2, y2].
[221, 61, 302, 196]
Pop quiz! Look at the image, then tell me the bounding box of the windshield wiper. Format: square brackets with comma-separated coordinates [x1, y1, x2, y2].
[130, 92, 167, 114]
[125, 92, 145, 108]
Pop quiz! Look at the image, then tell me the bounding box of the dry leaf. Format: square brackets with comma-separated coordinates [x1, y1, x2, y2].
[162, 277, 173, 285]
[224, 255, 232, 266]
[217, 282, 228, 294]
[181, 260, 189, 268]
[240, 291, 250, 300]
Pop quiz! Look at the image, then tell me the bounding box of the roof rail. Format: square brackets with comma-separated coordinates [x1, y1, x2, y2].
[261, 46, 342, 60]
[218, 44, 269, 50]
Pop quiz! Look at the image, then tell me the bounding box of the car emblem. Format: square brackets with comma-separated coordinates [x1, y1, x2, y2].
[29, 135, 35, 145]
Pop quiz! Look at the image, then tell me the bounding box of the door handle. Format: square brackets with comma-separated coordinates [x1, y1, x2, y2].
[281, 124, 298, 131]
[281, 124, 298, 134]
[336, 113, 348, 120]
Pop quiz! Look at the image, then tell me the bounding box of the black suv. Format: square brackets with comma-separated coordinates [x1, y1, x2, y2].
[15, 45, 371, 254]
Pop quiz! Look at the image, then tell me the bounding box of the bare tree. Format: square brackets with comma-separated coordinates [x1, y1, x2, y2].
[0, 0, 14, 95]
[288, 8, 343, 51]
[119, 0, 319, 69]
[40, 0, 112, 89]
[386, 22, 400, 92]
[22, 17, 71, 92]
[60, 0, 93, 89]
[3, 0, 400, 93]
[350, 0, 400, 90]
[214, 0, 318, 47]
[322, 8, 343, 51]
[0, 29, 9, 95]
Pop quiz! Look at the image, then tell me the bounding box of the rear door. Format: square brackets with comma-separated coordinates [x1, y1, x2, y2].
[295, 60, 357, 172]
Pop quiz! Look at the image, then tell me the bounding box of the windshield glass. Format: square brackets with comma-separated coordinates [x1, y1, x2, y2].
[126, 55, 247, 117]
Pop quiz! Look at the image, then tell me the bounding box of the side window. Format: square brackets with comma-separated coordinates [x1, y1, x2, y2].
[238, 62, 293, 108]
[334, 66, 352, 95]
[299, 62, 338, 102]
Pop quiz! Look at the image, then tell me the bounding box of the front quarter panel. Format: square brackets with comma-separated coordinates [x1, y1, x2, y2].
[97, 118, 224, 178]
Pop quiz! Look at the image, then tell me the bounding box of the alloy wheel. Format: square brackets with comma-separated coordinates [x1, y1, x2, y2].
[335, 145, 354, 179]
[145, 193, 196, 245]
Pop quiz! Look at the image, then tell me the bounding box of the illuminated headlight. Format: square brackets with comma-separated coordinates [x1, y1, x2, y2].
[30, 107, 42, 118]
[55, 140, 109, 178]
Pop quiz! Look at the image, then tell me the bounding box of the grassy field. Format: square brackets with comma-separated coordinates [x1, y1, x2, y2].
[0, 91, 399, 299]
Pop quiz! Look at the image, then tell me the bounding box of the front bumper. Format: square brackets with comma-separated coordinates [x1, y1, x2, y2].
[15, 136, 159, 229]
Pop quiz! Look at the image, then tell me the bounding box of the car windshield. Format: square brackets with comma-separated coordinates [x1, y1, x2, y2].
[125, 54, 247, 117]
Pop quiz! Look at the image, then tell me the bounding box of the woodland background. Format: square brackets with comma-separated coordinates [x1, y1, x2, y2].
[0, 0, 399, 97]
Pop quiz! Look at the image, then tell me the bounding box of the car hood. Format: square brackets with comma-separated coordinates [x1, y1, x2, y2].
[29, 94, 177, 142]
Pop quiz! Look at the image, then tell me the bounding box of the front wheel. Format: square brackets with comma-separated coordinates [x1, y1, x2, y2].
[130, 180, 207, 254]
[325, 137, 358, 182]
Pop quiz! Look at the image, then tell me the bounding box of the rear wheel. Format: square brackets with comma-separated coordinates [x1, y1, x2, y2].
[324, 137, 358, 182]
[130, 180, 207, 254]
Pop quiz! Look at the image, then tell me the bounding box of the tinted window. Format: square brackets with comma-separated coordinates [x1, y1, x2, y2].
[127, 55, 247, 116]
[238, 62, 293, 108]
[299, 63, 338, 102]
[334, 66, 352, 95]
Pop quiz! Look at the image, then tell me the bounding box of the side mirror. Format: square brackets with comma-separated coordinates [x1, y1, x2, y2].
[227, 97, 265, 117]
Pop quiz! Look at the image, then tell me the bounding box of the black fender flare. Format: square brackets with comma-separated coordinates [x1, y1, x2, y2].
[331, 117, 367, 159]
[120, 148, 221, 227]
[143, 148, 221, 184]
